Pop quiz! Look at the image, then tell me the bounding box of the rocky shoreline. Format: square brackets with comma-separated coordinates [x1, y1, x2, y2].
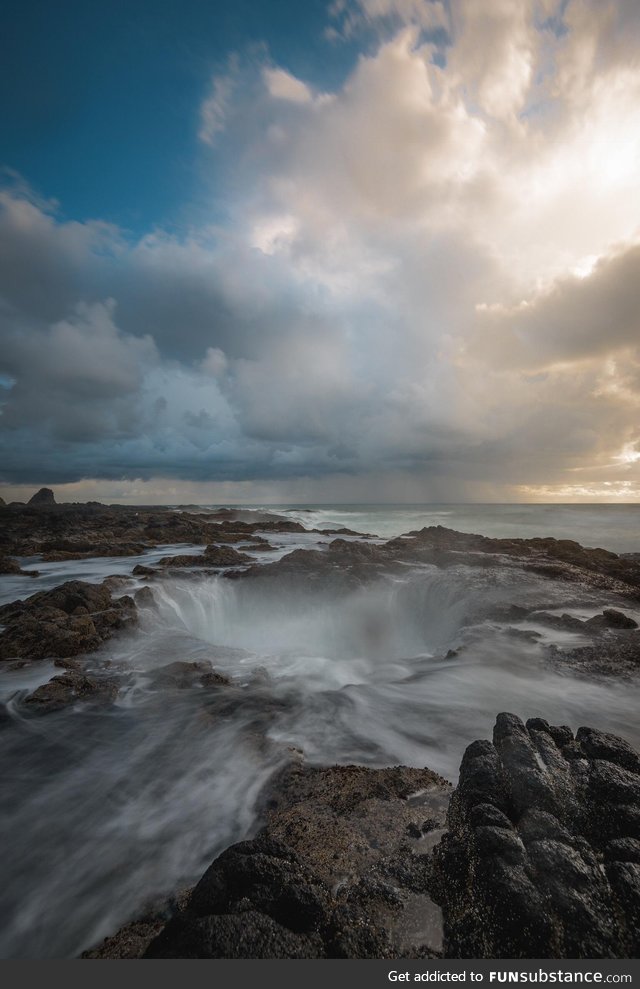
[0, 490, 363, 562]
[83, 714, 640, 960]
[1, 494, 639, 957]
[2, 495, 639, 689]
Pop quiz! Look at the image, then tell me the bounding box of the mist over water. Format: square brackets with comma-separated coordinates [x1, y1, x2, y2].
[143, 566, 640, 772]
[1, 505, 640, 957]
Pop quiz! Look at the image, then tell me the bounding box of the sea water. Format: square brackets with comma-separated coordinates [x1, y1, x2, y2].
[0, 503, 639, 957]
[217, 502, 640, 553]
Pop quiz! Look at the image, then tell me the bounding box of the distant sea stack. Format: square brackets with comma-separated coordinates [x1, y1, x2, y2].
[28, 488, 56, 506]
[0, 496, 5, 507]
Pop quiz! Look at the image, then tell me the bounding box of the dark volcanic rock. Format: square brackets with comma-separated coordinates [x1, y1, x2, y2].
[205, 532, 271, 546]
[549, 635, 640, 679]
[321, 527, 375, 537]
[82, 890, 192, 959]
[96, 762, 450, 960]
[238, 525, 640, 600]
[28, 487, 56, 506]
[233, 519, 306, 534]
[148, 910, 322, 959]
[148, 661, 230, 689]
[132, 564, 156, 577]
[576, 726, 640, 774]
[23, 670, 120, 713]
[203, 545, 254, 566]
[83, 920, 166, 959]
[0, 580, 137, 661]
[0, 501, 320, 560]
[432, 713, 640, 958]
[158, 547, 252, 568]
[205, 508, 302, 527]
[3, 504, 638, 608]
[87, 716, 640, 960]
[134, 586, 155, 607]
[531, 611, 586, 632]
[586, 609, 638, 630]
[0, 556, 39, 577]
[186, 833, 332, 936]
[41, 541, 147, 561]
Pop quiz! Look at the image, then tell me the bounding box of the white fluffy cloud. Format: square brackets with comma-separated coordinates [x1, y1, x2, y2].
[2, 0, 640, 501]
[263, 68, 314, 104]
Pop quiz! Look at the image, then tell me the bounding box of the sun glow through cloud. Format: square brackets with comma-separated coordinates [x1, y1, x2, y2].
[1, 0, 640, 503]
[614, 444, 640, 466]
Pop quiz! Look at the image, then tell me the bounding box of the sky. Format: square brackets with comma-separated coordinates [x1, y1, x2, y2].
[1, 0, 639, 504]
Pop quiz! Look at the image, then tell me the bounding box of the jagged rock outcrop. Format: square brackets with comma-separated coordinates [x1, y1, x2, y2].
[23, 670, 120, 713]
[28, 487, 56, 506]
[431, 713, 640, 958]
[86, 763, 451, 959]
[587, 608, 638, 630]
[0, 580, 137, 661]
[0, 502, 311, 559]
[83, 716, 640, 960]
[238, 526, 640, 599]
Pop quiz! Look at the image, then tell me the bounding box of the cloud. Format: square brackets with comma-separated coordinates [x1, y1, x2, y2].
[1, 299, 157, 444]
[448, 0, 536, 119]
[2, 0, 640, 501]
[328, 0, 449, 39]
[0, 190, 121, 322]
[198, 61, 238, 145]
[263, 68, 314, 104]
[475, 243, 640, 369]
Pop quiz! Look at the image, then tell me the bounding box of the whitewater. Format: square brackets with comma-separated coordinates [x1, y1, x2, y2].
[1, 503, 639, 957]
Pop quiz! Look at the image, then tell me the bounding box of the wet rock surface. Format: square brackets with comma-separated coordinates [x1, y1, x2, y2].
[241, 526, 640, 599]
[147, 661, 231, 690]
[131, 564, 156, 577]
[90, 763, 451, 959]
[0, 580, 137, 662]
[590, 609, 638, 630]
[0, 556, 39, 577]
[0, 500, 330, 561]
[158, 546, 253, 568]
[23, 670, 120, 714]
[432, 714, 640, 958]
[496, 607, 640, 679]
[41, 542, 148, 562]
[3, 498, 639, 599]
[86, 716, 640, 960]
[2, 502, 640, 957]
[231, 527, 640, 679]
[549, 635, 640, 678]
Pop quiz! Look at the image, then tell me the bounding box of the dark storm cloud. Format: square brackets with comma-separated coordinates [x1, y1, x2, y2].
[2, 1, 640, 501]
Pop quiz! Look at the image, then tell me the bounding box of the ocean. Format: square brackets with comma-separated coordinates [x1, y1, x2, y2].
[207, 503, 640, 553]
[1, 502, 639, 956]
